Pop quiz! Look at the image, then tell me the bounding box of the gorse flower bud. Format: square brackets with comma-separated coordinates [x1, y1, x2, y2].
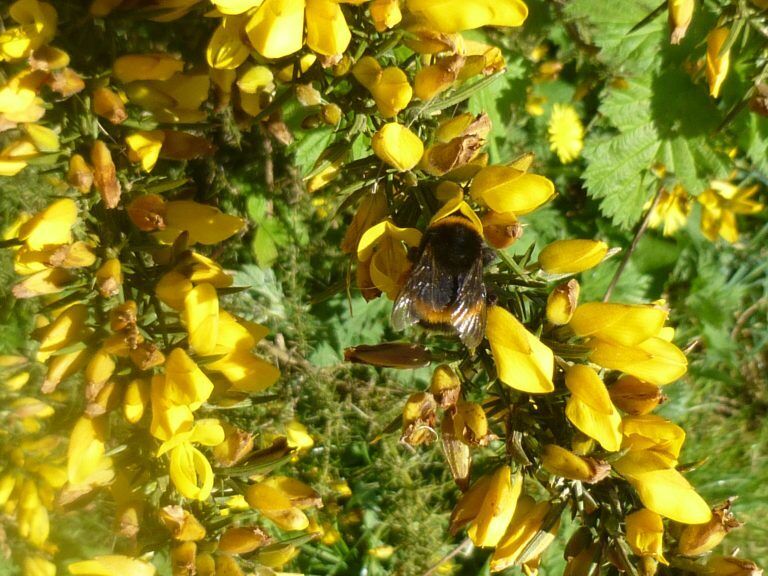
[541, 444, 611, 483]
[538, 239, 608, 275]
[547, 279, 580, 325]
[678, 499, 742, 556]
[669, 0, 694, 44]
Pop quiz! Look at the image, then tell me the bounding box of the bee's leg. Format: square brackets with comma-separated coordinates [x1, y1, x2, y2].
[486, 292, 498, 307]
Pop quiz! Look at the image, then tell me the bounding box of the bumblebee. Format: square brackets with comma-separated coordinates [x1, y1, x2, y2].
[391, 213, 486, 348]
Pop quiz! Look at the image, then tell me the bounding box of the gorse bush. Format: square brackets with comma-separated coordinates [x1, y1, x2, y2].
[0, 1, 766, 575]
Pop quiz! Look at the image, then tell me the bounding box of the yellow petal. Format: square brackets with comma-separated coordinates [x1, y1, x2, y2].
[91, 140, 121, 209]
[68, 555, 156, 576]
[113, 53, 184, 83]
[565, 395, 623, 452]
[164, 348, 214, 410]
[305, 0, 351, 56]
[614, 452, 712, 524]
[163, 201, 245, 245]
[207, 15, 250, 69]
[85, 349, 116, 388]
[211, 0, 263, 13]
[470, 166, 555, 215]
[126, 130, 165, 172]
[68, 153, 94, 193]
[0, 157, 28, 175]
[669, 0, 694, 44]
[169, 443, 214, 501]
[356, 219, 422, 262]
[626, 508, 667, 563]
[23, 123, 59, 152]
[491, 496, 559, 572]
[538, 239, 608, 275]
[570, 302, 668, 347]
[156, 271, 194, 311]
[92, 86, 127, 124]
[565, 364, 614, 413]
[541, 444, 611, 483]
[371, 122, 424, 171]
[67, 416, 114, 487]
[36, 303, 89, 362]
[95, 257, 122, 297]
[406, 0, 527, 33]
[183, 283, 219, 356]
[467, 466, 522, 548]
[370, 0, 402, 31]
[369, 66, 412, 118]
[621, 414, 685, 465]
[237, 65, 274, 94]
[609, 376, 665, 415]
[588, 336, 688, 386]
[246, 0, 306, 59]
[24, 556, 56, 576]
[149, 377, 194, 441]
[286, 420, 314, 450]
[17, 198, 76, 250]
[352, 55, 382, 90]
[706, 27, 730, 98]
[486, 306, 554, 393]
[12, 267, 73, 298]
[123, 378, 150, 424]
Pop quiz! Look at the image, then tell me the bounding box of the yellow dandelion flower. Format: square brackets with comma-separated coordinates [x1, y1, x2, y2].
[548, 103, 584, 164]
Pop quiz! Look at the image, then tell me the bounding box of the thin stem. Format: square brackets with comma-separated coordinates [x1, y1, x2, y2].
[422, 538, 472, 576]
[603, 186, 664, 302]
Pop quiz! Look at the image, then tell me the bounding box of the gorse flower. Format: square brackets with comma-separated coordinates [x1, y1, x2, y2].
[648, 185, 691, 236]
[698, 179, 763, 243]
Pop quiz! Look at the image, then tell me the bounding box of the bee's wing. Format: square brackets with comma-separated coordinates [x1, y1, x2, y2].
[450, 257, 487, 349]
[391, 245, 440, 332]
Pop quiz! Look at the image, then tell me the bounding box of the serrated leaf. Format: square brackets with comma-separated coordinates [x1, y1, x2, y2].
[582, 124, 660, 228]
[599, 78, 653, 131]
[586, 71, 730, 225]
[563, 0, 665, 74]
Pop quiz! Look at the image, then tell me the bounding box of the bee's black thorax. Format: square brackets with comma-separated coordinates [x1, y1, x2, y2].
[419, 216, 483, 274]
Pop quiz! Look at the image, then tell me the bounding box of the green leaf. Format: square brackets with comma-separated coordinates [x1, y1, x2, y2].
[251, 218, 289, 268]
[599, 78, 653, 131]
[582, 124, 660, 228]
[291, 126, 335, 176]
[584, 71, 729, 226]
[737, 113, 768, 174]
[246, 195, 268, 221]
[563, 0, 666, 74]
